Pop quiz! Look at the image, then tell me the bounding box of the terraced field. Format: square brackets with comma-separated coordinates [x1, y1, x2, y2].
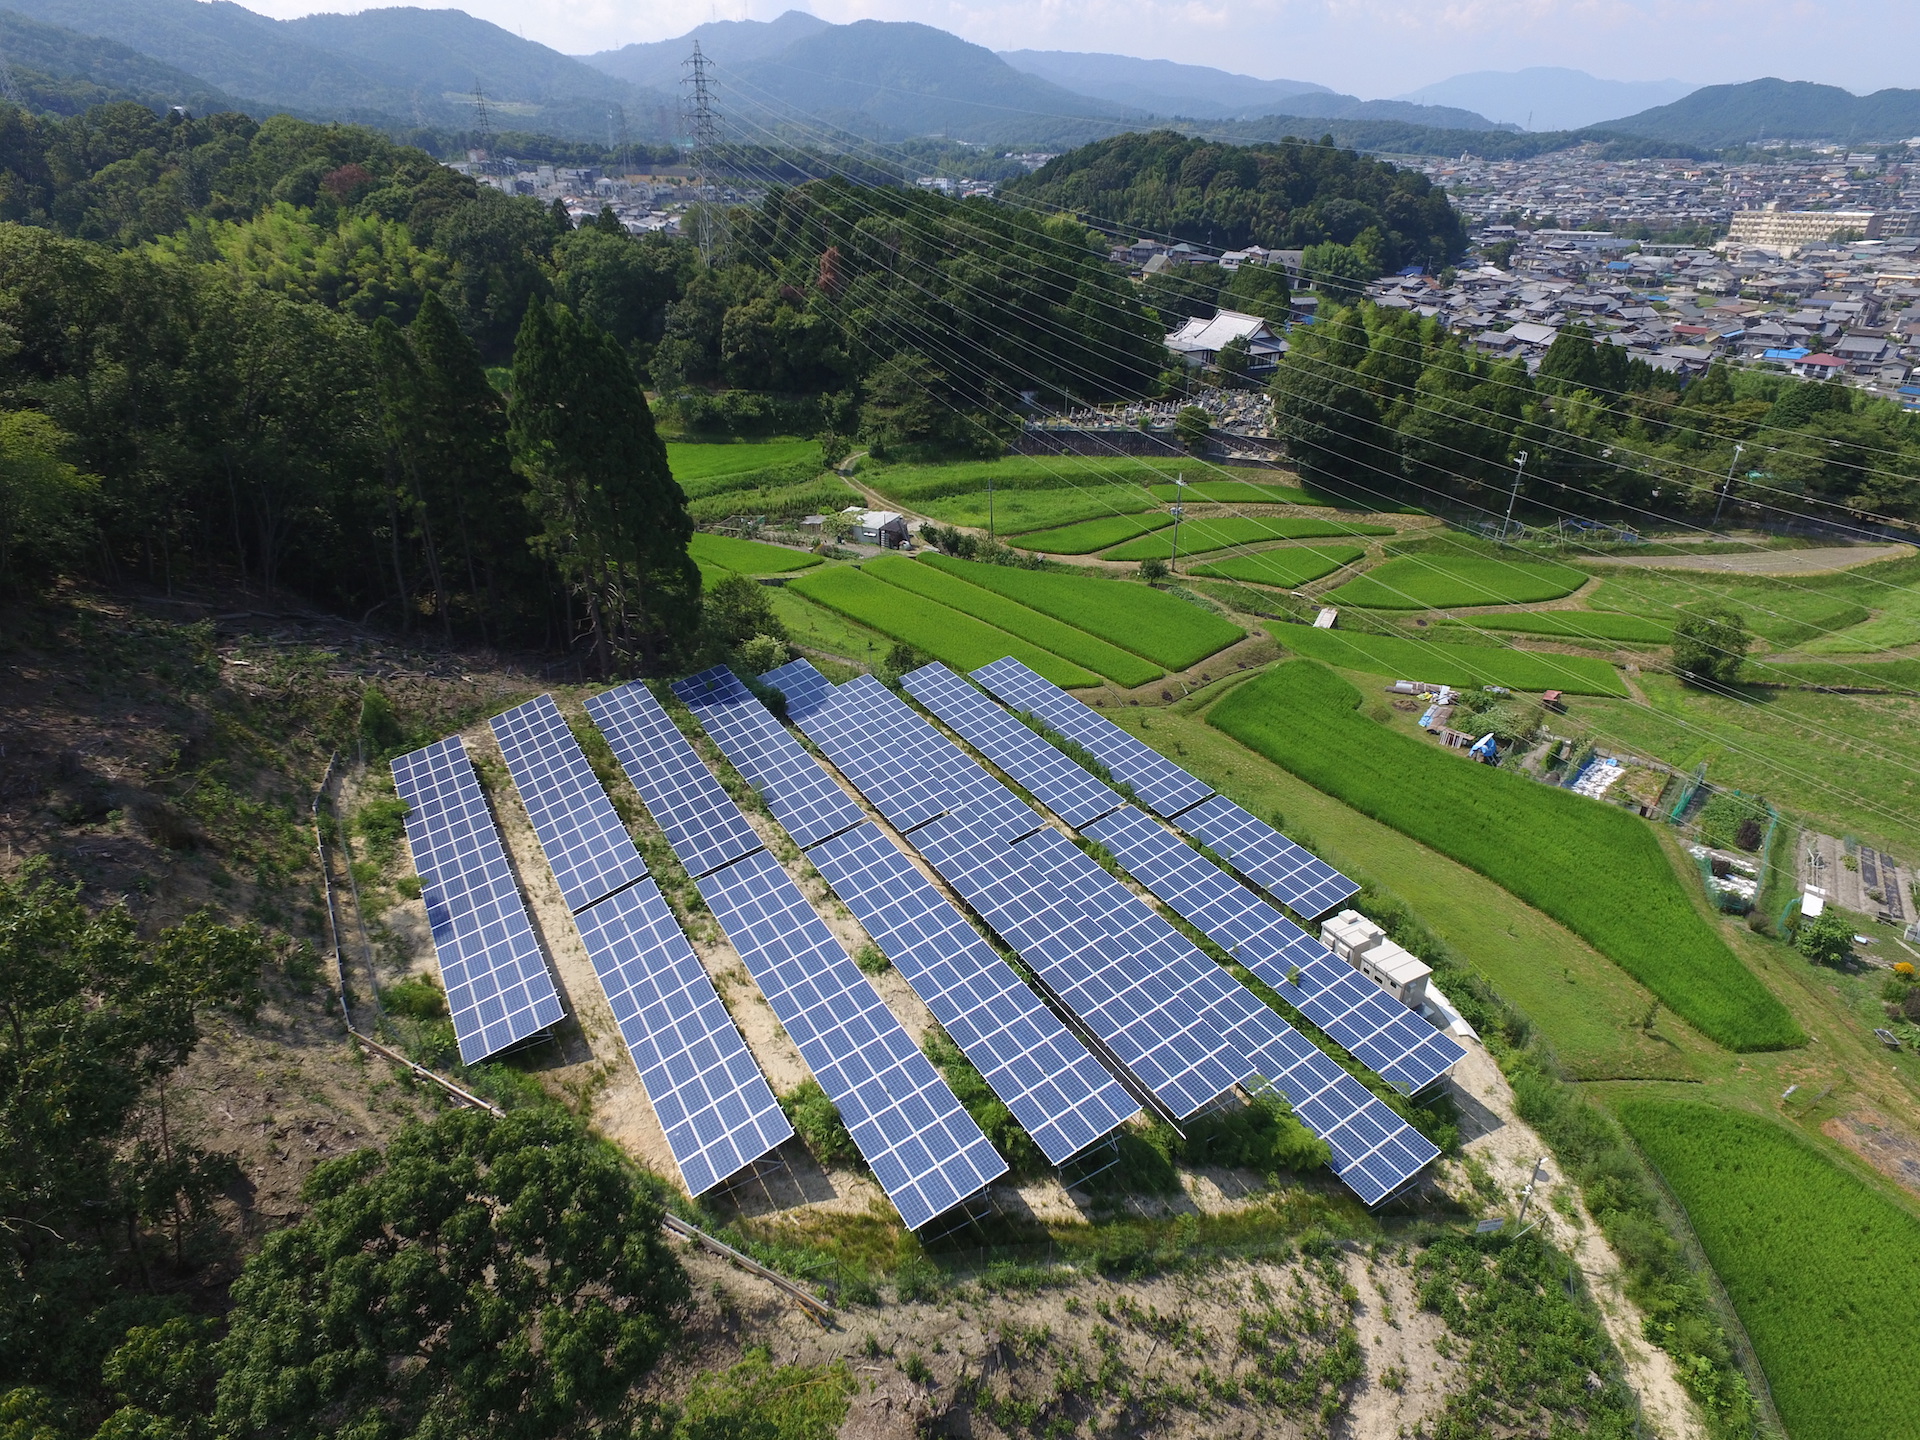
[1438, 611, 1672, 644]
[1145, 479, 1325, 506]
[1014, 513, 1171, 554]
[1270, 623, 1630, 696]
[860, 455, 1183, 533]
[1105, 516, 1395, 562]
[689, 532, 820, 577]
[1324, 555, 1588, 609]
[1190, 546, 1367, 588]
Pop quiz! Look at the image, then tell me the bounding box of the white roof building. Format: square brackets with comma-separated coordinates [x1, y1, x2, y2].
[1164, 309, 1287, 370]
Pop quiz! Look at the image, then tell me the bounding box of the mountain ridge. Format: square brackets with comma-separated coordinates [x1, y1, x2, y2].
[1395, 67, 1697, 133]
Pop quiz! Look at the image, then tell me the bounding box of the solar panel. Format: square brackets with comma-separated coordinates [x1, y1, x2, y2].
[1178, 795, 1361, 920]
[759, 656, 834, 720]
[900, 663, 1123, 828]
[489, 696, 648, 913]
[1002, 822, 1439, 1205]
[912, 815, 1247, 1121]
[574, 880, 792, 1194]
[671, 667, 864, 847]
[970, 658, 1213, 817]
[808, 823, 1141, 1164]
[583, 682, 764, 879]
[1084, 808, 1465, 1097]
[391, 738, 566, 1064]
[695, 849, 1008, 1228]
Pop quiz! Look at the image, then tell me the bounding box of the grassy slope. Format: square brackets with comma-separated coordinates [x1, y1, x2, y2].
[1618, 1098, 1920, 1440]
[1210, 663, 1802, 1051]
[919, 555, 1243, 670]
[786, 566, 1097, 686]
[1270, 623, 1630, 697]
[1325, 555, 1588, 609]
[1104, 516, 1395, 562]
[864, 556, 1161, 687]
[1578, 556, 1920, 650]
[1191, 546, 1368, 589]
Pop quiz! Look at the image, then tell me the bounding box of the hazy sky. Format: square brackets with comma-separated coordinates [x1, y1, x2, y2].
[245, 0, 1919, 98]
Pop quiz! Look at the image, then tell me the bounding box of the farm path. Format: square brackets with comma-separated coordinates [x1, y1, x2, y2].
[1449, 1042, 1705, 1440]
[1581, 543, 1914, 575]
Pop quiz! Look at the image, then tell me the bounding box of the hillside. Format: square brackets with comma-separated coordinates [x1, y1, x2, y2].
[1598, 76, 1920, 147]
[998, 49, 1332, 120]
[0, 10, 243, 114]
[1396, 67, 1698, 133]
[581, 9, 831, 93]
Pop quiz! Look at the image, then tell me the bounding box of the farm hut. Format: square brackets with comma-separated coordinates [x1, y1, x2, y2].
[839, 507, 911, 548]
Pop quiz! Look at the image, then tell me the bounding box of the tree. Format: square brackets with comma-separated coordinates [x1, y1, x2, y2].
[1215, 335, 1252, 382]
[0, 410, 96, 594]
[510, 299, 700, 675]
[1795, 911, 1853, 967]
[857, 351, 995, 460]
[1225, 263, 1291, 325]
[1174, 405, 1212, 453]
[213, 1109, 687, 1440]
[1268, 306, 1386, 488]
[1671, 606, 1750, 688]
[702, 572, 785, 654]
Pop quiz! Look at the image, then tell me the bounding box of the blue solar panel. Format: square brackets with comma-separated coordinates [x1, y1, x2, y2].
[696, 849, 1007, 1228]
[900, 663, 1123, 828]
[489, 696, 648, 913]
[1084, 808, 1464, 1097]
[971, 658, 1213, 817]
[808, 822, 1141, 1164]
[583, 682, 764, 878]
[759, 656, 834, 719]
[1178, 795, 1361, 920]
[672, 667, 864, 848]
[391, 738, 566, 1064]
[913, 815, 1247, 1121]
[574, 880, 792, 1194]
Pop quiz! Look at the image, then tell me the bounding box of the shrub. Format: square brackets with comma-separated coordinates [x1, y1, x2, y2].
[1794, 911, 1853, 967]
[779, 1081, 861, 1168]
[1181, 1094, 1329, 1174]
[736, 633, 791, 675]
[358, 686, 405, 756]
[384, 974, 448, 1020]
[1672, 606, 1751, 688]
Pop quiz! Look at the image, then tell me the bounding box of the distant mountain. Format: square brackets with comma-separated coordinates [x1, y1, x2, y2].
[0, 9, 243, 115]
[582, 10, 829, 94]
[1269, 92, 1510, 131]
[1397, 68, 1696, 132]
[1599, 77, 1920, 147]
[0, 0, 670, 136]
[997, 50, 1329, 120]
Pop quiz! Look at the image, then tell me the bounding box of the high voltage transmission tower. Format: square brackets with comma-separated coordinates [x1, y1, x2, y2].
[469, 82, 494, 158]
[0, 42, 25, 109]
[681, 40, 722, 263]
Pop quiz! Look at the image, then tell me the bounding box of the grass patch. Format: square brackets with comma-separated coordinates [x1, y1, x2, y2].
[688, 532, 821, 576]
[1011, 511, 1169, 553]
[1745, 658, 1920, 692]
[1104, 515, 1395, 562]
[1799, 582, 1920, 654]
[1269, 623, 1628, 696]
[918, 554, 1243, 670]
[787, 566, 1097, 686]
[1325, 555, 1588, 609]
[767, 587, 890, 664]
[865, 556, 1161, 686]
[1439, 610, 1673, 644]
[1190, 546, 1367, 589]
[1618, 1097, 1920, 1440]
[1210, 663, 1803, 1051]
[1581, 562, 1909, 650]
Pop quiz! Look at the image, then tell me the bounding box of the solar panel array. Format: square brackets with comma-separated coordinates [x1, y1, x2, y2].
[971, 658, 1214, 817]
[584, 682, 764, 878]
[1179, 795, 1361, 920]
[574, 880, 793, 1194]
[1084, 808, 1465, 1096]
[696, 849, 1007, 1229]
[913, 815, 1249, 1120]
[760, 656, 834, 719]
[489, 696, 649, 913]
[391, 738, 565, 1064]
[808, 822, 1141, 1164]
[671, 667, 864, 847]
[900, 663, 1123, 828]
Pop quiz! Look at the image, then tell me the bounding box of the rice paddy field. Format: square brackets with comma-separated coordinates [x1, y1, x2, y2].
[1437, 611, 1673, 644]
[919, 554, 1244, 670]
[1190, 545, 1367, 588]
[1013, 513, 1171, 554]
[864, 556, 1162, 687]
[667, 439, 859, 523]
[1145, 479, 1326, 506]
[688, 532, 820, 577]
[1324, 555, 1590, 609]
[1210, 662, 1803, 1051]
[786, 566, 1097, 686]
[1617, 1098, 1920, 1440]
[667, 438, 822, 486]
[1269, 623, 1630, 696]
[1104, 516, 1396, 562]
[1580, 554, 1920, 650]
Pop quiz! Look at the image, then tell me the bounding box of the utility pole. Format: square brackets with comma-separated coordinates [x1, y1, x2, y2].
[988, 473, 994, 538]
[1501, 450, 1529, 539]
[1712, 442, 1746, 529]
[1515, 1155, 1550, 1228]
[1169, 473, 1187, 572]
[682, 40, 722, 264]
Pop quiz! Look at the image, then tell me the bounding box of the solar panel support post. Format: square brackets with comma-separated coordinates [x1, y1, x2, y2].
[1058, 1133, 1124, 1194]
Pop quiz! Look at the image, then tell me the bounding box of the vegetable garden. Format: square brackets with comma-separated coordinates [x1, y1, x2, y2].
[1324, 555, 1588, 609]
[1618, 1097, 1920, 1440]
[1270, 624, 1630, 697]
[1208, 662, 1803, 1051]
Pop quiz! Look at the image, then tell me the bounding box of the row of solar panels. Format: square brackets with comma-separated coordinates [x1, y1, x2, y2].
[755, 659, 1457, 1206]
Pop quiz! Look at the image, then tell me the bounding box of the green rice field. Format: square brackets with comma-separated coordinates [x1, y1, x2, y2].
[668, 438, 821, 487]
[1210, 663, 1802, 1051]
[864, 557, 1161, 687]
[1190, 546, 1367, 589]
[1438, 611, 1672, 644]
[1269, 623, 1630, 696]
[1104, 516, 1394, 562]
[786, 567, 1096, 686]
[919, 554, 1243, 670]
[688, 532, 820, 577]
[1324, 555, 1589, 609]
[1013, 512, 1170, 554]
[1580, 558, 1920, 650]
[1617, 1098, 1920, 1440]
[1145, 479, 1325, 506]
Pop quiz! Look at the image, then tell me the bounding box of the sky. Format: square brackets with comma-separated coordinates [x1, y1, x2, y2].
[239, 0, 1919, 98]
